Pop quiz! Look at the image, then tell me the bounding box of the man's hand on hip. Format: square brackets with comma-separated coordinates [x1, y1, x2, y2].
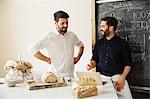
[74, 57, 80, 64]
[47, 57, 51, 64]
[115, 76, 125, 92]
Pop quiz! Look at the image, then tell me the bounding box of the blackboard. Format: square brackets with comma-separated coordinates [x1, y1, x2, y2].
[96, 0, 150, 88]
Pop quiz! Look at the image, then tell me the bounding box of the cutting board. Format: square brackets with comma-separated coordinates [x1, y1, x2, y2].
[24, 78, 67, 90]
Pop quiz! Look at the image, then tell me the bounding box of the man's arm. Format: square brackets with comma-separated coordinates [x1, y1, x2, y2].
[74, 46, 84, 64]
[34, 51, 51, 64]
[115, 40, 132, 91]
[116, 66, 131, 91]
[121, 66, 131, 79]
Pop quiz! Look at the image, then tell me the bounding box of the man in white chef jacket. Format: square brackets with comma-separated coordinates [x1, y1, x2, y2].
[28, 10, 84, 78]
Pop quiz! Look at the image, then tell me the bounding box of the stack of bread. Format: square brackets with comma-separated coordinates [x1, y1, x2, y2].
[72, 76, 98, 98]
[4, 60, 34, 85]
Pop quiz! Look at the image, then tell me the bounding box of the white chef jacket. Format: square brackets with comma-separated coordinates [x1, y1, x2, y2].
[28, 30, 84, 77]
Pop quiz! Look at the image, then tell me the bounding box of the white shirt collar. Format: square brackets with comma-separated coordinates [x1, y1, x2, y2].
[54, 29, 69, 36]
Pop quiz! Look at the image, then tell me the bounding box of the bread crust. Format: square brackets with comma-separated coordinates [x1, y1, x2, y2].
[41, 72, 57, 83]
[75, 76, 97, 86]
[72, 76, 98, 98]
[73, 85, 97, 98]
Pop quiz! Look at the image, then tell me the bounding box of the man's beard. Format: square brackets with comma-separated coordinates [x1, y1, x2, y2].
[100, 29, 109, 36]
[100, 30, 105, 36]
[58, 27, 67, 33]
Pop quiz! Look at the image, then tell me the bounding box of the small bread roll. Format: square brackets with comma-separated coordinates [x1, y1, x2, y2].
[41, 72, 57, 83]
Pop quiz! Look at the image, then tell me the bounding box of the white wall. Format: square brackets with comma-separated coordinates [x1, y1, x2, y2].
[0, 0, 93, 77]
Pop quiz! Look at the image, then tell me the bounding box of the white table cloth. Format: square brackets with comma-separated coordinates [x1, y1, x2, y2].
[0, 78, 118, 99]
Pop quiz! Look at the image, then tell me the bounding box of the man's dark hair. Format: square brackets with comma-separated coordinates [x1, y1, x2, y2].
[101, 17, 118, 31]
[54, 10, 69, 22]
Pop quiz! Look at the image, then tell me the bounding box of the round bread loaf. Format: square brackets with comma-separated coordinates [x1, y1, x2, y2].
[41, 72, 57, 83]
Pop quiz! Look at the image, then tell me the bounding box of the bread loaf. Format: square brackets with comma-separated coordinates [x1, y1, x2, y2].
[41, 72, 57, 83]
[72, 76, 98, 98]
[73, 85, 97, 98]
[16, 60, 33, 73]
[76, 76, 97, 86]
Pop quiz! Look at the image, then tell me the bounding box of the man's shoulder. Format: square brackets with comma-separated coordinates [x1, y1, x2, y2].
[116, 36, 126, 42]
[97, 37, 104, 42]
[47, 31, 58, 36]
[67, 31, 77, 36]
[39, 32, 57, 40]
[95, 38, 104, 46]
[116, 36, 130, 46]
[67, 31, 75, 34]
